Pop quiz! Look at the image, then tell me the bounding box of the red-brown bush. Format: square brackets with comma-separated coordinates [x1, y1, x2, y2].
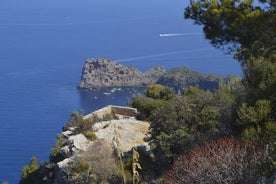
[165, 137, 265, 184]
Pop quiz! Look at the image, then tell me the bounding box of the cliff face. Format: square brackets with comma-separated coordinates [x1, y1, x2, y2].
[78, 58, 162, 88]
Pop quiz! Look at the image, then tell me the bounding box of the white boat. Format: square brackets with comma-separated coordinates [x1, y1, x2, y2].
[103, 92, 111, 95]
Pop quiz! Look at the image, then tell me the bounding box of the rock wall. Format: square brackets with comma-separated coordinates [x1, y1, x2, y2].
[84, 105, 138, 120]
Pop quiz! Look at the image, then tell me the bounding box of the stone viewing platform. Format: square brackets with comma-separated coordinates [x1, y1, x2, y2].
[84, 105, 138, 120]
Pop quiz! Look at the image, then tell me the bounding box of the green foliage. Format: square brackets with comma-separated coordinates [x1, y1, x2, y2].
[257, 141, 276, 181]
[185, 0, 276, 111]
[238, 100, 271, 126]
[149, 87, 220, 168]
[237, 100, 275, 142]
[185, 0, 275, 58]
[102, 112, 118, 121]
[20, 157, 55, 184]
[145, 84, 165, 99]
[83, 130, 97, 141]
[185, 0, 276, 117]
[156, 67, 225, 92]
[131, 94, 167, 120]
[241, 120, 276, 178]
[135, 149, 157, 182]
[214, 85, 238, 134]
[144, 84, 175, 100]
[63, 111, 96, 134]
[124, 157, 133, 174]
[237, 99, 276, 178]
[20, 157, 39, 184]
[130, 85, 175, 120]
[73, 158, 90, 174]
[50, 134, 67, 162]
[63, 111, 84, 131]
[2, 182, 8, 184]
[243, 56, 276, 108]
[185, 1, 276, 179]
[75, 118, 95, 135]
[242, 125, 263, 142]
[51, 112, 98, 162]
[20, 157, 56, 184]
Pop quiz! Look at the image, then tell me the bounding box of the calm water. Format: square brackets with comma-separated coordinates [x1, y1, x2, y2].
[0, 0, 242, 183]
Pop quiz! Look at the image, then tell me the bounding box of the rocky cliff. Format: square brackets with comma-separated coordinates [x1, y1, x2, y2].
[54, 119, 150, 184]
[51, 106, 152, 184]
[78, 58, 164, 88]
[79, 58, 240, 92]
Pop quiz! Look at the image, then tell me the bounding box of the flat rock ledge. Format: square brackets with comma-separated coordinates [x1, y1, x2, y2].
[93, 119, 151, 154]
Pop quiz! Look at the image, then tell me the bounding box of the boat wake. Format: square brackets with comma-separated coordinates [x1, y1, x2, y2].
[160, 33, 203, 37]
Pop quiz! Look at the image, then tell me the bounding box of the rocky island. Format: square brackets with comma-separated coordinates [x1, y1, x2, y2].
[78, 58, 239, 92]
[78, 58, 165, 88]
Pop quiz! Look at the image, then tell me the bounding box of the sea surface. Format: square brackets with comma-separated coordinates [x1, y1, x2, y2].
[0, 0, 242, 183]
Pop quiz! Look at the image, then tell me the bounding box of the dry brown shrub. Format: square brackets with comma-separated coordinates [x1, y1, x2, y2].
[165, 137, 265, 184]
[81, 139, 121, 182]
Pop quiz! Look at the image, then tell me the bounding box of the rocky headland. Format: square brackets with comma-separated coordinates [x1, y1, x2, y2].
[78, 58, 239, 91]
[78, 58, 165, 88]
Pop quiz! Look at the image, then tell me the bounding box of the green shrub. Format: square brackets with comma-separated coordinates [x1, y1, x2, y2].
[75, 118, 95, 134]
[84, 130, 97, 141]
[145, 84, 175, 100]
[19, 157, 56, 184]
[131, 94, 167, 120]
[149, 93, 219, 164]
[102, 112, 118, 121]
[19, 157, 40, 184]
[143, 136, 151, 142]
[50, 134, 67, 162]
[63, 111, 84, 131]
[73, 159, 90, 174]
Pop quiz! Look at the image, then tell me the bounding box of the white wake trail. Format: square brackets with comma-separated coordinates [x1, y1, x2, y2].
[160, 33, 203, 37]
[116, 48, 212, 62]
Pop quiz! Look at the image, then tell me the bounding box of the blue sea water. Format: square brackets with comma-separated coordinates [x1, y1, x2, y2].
[0, 0, 242, 183]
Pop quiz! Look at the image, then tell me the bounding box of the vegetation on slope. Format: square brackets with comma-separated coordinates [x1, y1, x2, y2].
[156, 67, 240, 92]
[19, 0, 275, 183]
[185, 0, 276, 180]
[165, 137, 265, 183]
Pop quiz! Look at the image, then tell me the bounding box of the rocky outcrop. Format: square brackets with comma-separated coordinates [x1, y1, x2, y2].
[78, 58, 240, 91]
[93, 119, 150, 154]
[53, 106, 151, 184]
[79, 58, 162, 88]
